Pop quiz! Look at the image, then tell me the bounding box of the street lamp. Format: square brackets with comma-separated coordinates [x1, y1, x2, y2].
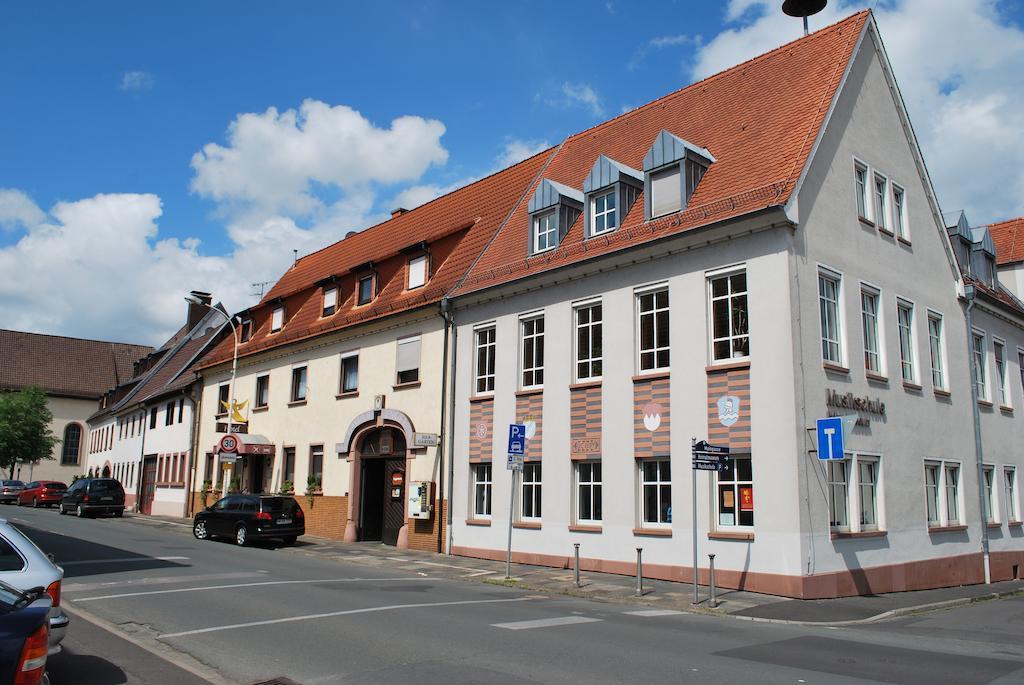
[185, 295, 240, 495]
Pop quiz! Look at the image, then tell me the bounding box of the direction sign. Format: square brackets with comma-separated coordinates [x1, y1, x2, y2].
[692, 460, 728, 472]
[506, 452, 524, 471]
[816, 417, 845, 460]
[693, 440, 730, 455]
[507, 424, 526, 456]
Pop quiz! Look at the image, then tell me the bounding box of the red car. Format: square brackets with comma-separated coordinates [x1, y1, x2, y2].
[18, 481, 67, 508]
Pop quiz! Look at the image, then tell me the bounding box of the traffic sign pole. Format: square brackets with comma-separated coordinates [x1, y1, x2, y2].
[505, 466, 516, 580]
[692, 437, 699, 605]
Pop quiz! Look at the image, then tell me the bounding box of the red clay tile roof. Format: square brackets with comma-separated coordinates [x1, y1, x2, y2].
[990, 217, 1024, 266]
[455, 10, 869, 295]
[0, 330, 153, 399]
[198, 150, 553, 369]
[964, 275, 1024, 318]
[132, 334, 211, 404]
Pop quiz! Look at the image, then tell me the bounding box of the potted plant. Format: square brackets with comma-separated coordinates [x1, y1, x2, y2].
[229, 477, 241, 493]
[280, 480, 294, 495]
[306, 475, 322, 509]
[200, 479, 212, 507]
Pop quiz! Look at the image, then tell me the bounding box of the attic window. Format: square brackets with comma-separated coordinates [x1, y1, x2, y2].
[533, 211, 558, 253]
[271, 306, 285, 332]
[583, 155, 642, 239]
[357, 275, 374, 305]
[591, 190, 616, 234]
[650, 166, 682, 218]
[239, 319, 253, 342]
[408, 254, 427, 290]
[527, 179, 583, 255]
[642, 130, 714, 221]
[322, 287, 338, 317]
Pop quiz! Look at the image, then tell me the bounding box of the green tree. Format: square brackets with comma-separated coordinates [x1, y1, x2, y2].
[0, 387, 60, 479]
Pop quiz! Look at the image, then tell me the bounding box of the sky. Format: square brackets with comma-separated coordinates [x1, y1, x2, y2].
[2, 0, 1023, 346]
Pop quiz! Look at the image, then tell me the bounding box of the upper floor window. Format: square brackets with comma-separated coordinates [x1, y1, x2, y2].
[642, 130, 713, 220]
[861, 287, 881, 374]
[527, 179, 582, 255]
[408, 254, 427, 290]
[396, 335, 421, 385]
[520, 315, 545, 389]
[340, 351, 359, 394]
[150, 406, 159, 428]
[637, 287, 670, 372]
[591, 190, 617, 235]
[709, 269, 748, 362]
[994, 340, 1009, 407]
[972, 331, 988, 400]
[873, 173, 888, 230]
[533, 211, 558, 253]
[217, 384, 229, 417]
[270, 307, 285, 333]
[583, 155, 642, 239]
[574, 302, 603, 381]
[290, 365, 307, 403]
[892, 184, 907, 239]
[322, 287, 338, 317]
[357, 275, 374, 305]
[854, 162, 868, 218]
[240, 319, 253, 342]
[896, 300, 915, 382]
[165, 401, 175, 426]
[178, 398, 185, 423]
[928, 313, 945, 390]
[255, 374, 270, 408]
[475, 326, 496, 394]
[1005, 467, 1018, 523]
[818, 269, 843, 365]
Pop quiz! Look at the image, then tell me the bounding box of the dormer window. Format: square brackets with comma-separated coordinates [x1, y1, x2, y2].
[322, 287, 338, 317]
[239, 319, 253, 342]
[270, 306, 285, 333]
[583, 155, 643, 239]
[527, 179, 583, 255]
[591, 190, 616, 234]
[358, 274, 374, 305]
[408, 254, 427, 290]
[642, 130, 714, 220]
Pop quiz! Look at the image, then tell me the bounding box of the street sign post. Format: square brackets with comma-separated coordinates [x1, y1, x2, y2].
[691, 438, 730, 605]
[505, 424, 526, 579]
[816, 417, 845, 460]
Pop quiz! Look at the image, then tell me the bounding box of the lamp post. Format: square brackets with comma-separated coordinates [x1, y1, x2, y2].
[963, 282, 991, 584]
[185, 295, 240, 497]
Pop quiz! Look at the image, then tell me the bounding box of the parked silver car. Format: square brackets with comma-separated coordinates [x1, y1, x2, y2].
[0, 480, 25, 504]
[0, 519, 68, 655]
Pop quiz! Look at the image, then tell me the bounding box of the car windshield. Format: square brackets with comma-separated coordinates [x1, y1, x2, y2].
[0, 582, 28, 614]
[44, 483, 66, 491]
[2, 481, 23, 487]
[260, 497, 294, 513]
[90, 480, 120, 493]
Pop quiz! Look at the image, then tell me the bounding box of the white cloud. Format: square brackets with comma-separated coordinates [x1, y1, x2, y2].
[0, 189, 45, 231]
[120, 70, 154, 92]
[692, 0, 1024, 224]
[496, 138, 550, 167]
[628, 34, 699, 71]
[558, 82, 605, 118]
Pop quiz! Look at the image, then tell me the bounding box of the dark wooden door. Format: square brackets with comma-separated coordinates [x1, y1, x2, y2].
[139, 456, 157, 515]
[360, 460, 384, 541]
[382, 458, 406, 546]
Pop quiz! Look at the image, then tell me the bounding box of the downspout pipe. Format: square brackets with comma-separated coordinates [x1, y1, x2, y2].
[440, 296, 458, 555]
[964, 283, 992, 584]
[185, 384, 203, 518]
[436, 297, 451, 553]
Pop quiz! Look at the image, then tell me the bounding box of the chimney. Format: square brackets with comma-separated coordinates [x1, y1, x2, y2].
[391, 207, 409, 218]
[187, 290, 212, 331]
[345, 230, 358, 239]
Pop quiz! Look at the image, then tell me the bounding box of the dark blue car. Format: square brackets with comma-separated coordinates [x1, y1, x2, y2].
[0, 580, 50, 685]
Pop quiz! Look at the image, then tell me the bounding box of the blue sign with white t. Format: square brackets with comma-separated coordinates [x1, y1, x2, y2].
[507, 424, 526, 456]
[816, 417, 845, 461]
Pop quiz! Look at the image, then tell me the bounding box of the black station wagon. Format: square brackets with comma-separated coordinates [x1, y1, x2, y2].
[193, 495, 305, 546]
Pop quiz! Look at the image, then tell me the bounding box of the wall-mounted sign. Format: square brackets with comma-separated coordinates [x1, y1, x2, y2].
[717, 395, 740, 427]
[825, 390, 885, 416]
[571, 439, 600, 454]
[374, 394, 386, 410]
[215, 423, 248, 434]
[642, 402, 663, 432]
[390, 471, 404, 487]
[476, 422, 488, 439]
[413, 432, 439, 448]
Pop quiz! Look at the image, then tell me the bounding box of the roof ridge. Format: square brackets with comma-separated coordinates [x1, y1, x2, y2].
[562, 9, 870, 148]
[0, 328, 153, 350]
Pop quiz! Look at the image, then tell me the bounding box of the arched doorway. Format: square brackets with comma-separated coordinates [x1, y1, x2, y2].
[348, 425, 408, 546]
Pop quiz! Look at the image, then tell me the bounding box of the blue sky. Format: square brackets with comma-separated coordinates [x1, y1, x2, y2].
[2, 1, 1023, 344]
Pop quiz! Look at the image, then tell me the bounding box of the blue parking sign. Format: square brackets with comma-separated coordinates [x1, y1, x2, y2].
[507, 424, 526, 456]
[816, 417, 845, 460]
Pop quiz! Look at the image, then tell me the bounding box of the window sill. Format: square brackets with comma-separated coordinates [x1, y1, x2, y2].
[569, 381, 602, 391]
[706, 359, 751, 373]
[865, 372, 888, 384]
[632, 371, 670, 383]
[858, 216, 875, 228]
[1000, 405, 1014, 415]
[215, 413, 228, 419]
[513, 521, 542, 530]
[515, 388, 543, 397]
[877, 226, 895, 237]
[568, 524, 602, 533]
[465, 518, 492, 527]
[632, 527, 672, 537]
[469, 394, 495, 404]
[1008, 520, 1022, 528]
[822, 362, 850, 374]
[392, 381, 421, 391]
[897, 236, 912, 247]
[928, 524, 968, 534]
[978, 399, 994, 408]
[251, 405, 268, 413]
[933, 388, 952, 398]
[708, 531, 754, 541]
[902, 381, 923, 391]
[831, 530, 887, 540]
[987, 522, 1002, 529]
[287, 399, 308, 407]
[336, 391, 359, 399]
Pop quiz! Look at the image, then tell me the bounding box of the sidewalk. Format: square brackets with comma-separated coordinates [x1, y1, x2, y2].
[128, 512, 1024, 625]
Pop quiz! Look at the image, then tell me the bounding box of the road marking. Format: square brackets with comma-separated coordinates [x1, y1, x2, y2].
[64, 571, 268, 593]
[60, 555, 189, 566]
[387, 556, 495, 574]
[464, 570, 497, 577]
[73, 576, 435, 602]
[623, 609, 685, 617]
[492, 616, 603, 630]
[161, 597, 533, 638]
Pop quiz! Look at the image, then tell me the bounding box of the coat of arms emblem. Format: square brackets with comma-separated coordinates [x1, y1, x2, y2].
[717, 395, 740, 427]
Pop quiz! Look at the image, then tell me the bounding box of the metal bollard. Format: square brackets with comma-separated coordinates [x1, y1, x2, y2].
[635, 547, 643, 597]
[708, 554, 718, 608]
[573, 543, 581, 587]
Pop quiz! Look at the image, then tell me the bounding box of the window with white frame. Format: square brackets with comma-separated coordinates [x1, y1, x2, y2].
[972, 332, 988, 400]
[994, 340, 1009, 406]
[322, 287, 337, 317]
[827, 454, 881, 533]
[640, 459, 672, 526]
[408, 254, 427, 290]
[521, 462, 542, 520]
[474, 326, 496, 394]
[897, 300, 915, 382]
[858, 457, 879, 530]
[520, 315, 544, 388]
[473, 463, 492, 518]
[290, 365, 307, 403]
[818, 270, 843, 364]
[575, 461, 602, 523]
[892, 184, 907, 238]
[533, 211, 558, 253]
[861, 288, 881, 374]
[1019, 350, 1024, 398]
[575, 302, 603, 381]
[396, 336, 421, 385]
[637, 287, 670, 372]
[271, 306, 285, 332]
[709, 269, 749, 362]
[944, 463, 961, 524]
[591, 190, 617, 235]
[1004, 467, 1018, 522]
[340, 351, 359, 394]
[928, 313, 945, 389]
[983, 465, 997, 523]
[873, 173, 888, 230]
[854, 162, 868, 218]
[717, 456, 753, 527]
[925, 462, 941, 526]
[828, 459, 849, 530]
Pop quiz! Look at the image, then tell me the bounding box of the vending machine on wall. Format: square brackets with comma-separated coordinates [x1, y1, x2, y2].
[407, 481, 434, 520]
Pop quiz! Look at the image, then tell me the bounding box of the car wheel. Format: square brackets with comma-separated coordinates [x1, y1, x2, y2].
[76, 504, 86, 518]
[114, 509, 123, 518]
[193, 520, 209, 540]
[32, 497, 39, 508]
[59, 504, 67, 515]
[235, 524, 248, 546]
[282, 535, 297, 546]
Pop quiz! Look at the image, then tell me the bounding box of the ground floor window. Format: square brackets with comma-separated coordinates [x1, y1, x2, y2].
[717, 456, 753, 527]
[983, 465, 997, 523]
[944, 463, 960, 524]
[640, 459, 671, 526]
[829, 454, 881, 532]
[1006, 467, 1019, 522]
[925, 459, 962, 527]
[925, 462, 940, 525]
[575, 461, 602, 523]
[521, 462, 542, 520]
[858, 457, 879, 530]
[828, 460, 849, 530]
[473, 463, 492, 517]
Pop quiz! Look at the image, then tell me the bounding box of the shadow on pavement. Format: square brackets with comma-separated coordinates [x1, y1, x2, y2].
[47, 646, 128, 685]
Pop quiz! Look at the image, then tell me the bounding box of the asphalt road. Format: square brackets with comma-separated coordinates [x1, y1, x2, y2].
[5, 505, 1024, 685]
